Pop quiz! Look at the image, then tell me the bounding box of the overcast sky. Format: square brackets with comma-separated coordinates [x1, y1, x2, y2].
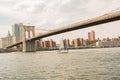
[0, 0, 120, 42]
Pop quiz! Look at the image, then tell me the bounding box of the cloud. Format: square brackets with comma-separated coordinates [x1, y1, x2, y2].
[85, 0, 118, 15]
[56, 18, 68, 24]
[0, 0, 120, 40]
[60, 0, 86, 13]
[14, 0, 45, 14]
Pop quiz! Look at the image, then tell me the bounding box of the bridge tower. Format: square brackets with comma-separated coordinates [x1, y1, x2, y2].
[12, 23, 36, 52]
[22, 25, 36, 52]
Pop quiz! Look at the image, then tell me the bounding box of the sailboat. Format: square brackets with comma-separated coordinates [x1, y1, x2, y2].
[58, 38, 68, 53]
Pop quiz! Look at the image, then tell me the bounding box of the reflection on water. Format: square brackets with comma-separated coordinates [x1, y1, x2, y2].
[0, 48, 120, 80]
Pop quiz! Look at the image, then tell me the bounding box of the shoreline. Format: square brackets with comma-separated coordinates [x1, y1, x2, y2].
[1, 46, 120, 53]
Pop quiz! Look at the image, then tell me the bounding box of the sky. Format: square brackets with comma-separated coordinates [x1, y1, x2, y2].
[0, 0, 120, 42]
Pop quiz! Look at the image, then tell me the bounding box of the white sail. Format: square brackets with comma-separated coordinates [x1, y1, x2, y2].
[59, 38, 68, 53]
[59, 38, 65, 49]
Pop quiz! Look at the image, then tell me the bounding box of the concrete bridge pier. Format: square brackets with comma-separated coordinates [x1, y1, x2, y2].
[23, 40, 36, 52]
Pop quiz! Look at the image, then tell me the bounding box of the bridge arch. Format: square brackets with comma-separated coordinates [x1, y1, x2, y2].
[23, 26, 35, 39]
[30, 30, 33, 38]
[25, 30, 29, 39]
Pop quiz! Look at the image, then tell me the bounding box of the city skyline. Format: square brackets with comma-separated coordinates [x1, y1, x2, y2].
[0, 0, 120, 40]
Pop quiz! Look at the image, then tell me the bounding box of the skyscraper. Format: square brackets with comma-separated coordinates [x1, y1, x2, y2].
[49, 39, 56, 48]
[0, 31, 13, 49]
[88, 31, 95, 41]
[12, 23, 23, 43]
[64, 39, 70, 47]
[72, 38, 80, 47]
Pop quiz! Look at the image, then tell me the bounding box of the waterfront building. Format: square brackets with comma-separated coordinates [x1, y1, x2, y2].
[83, 39, 87, 46]
[36, 40, 40, 49]
[96, 40, 102, 47]
[0, 31, 13, 49]
[43, 39, 56, 48]
[86, 40, 97, 46]
[49, 39, 56, 48]
[79, 38, 85, 46]
[40, 40, 44, 48]
[43, 40, 50, 48]
[97, 37, 120, 47]
[72, 38, 86, 47]
[88, 31, 95, 41]
[72, 38, 80, 47]
[63, 39, 70, 47]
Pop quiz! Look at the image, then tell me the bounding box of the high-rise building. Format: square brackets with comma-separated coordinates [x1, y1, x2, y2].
[72, 38, 80, 47]
[43, 40, 50, 48]
[0, 31, 13, 49]
[12, 23, 23, 43]
[43, 39, 56, 48]
[72, 38, 86, 47]
[40, 40, 44, 48]
[79, 38, 87, 46]
[64, 39, 70, 47]
[36, 40, 40, 48]
[50, 39, 56, 48]
[88, 31, 95, 41]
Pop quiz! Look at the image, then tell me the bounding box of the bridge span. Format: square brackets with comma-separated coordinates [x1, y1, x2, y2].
[7, 11, 120, 52]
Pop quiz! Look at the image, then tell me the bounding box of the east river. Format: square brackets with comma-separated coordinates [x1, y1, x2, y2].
[0, 47, 120, 80]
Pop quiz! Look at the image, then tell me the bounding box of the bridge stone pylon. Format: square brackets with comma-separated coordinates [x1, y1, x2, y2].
[22, 24, 36, 52]
[12, 23, 36, 52]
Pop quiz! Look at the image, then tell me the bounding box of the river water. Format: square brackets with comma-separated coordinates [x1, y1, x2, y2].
[0, 47, 120, 80]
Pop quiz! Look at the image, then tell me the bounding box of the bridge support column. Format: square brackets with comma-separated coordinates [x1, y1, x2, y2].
[23, 40, 36, 52]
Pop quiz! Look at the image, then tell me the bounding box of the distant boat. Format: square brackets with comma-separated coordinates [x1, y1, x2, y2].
[58, 38, 68, 53]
